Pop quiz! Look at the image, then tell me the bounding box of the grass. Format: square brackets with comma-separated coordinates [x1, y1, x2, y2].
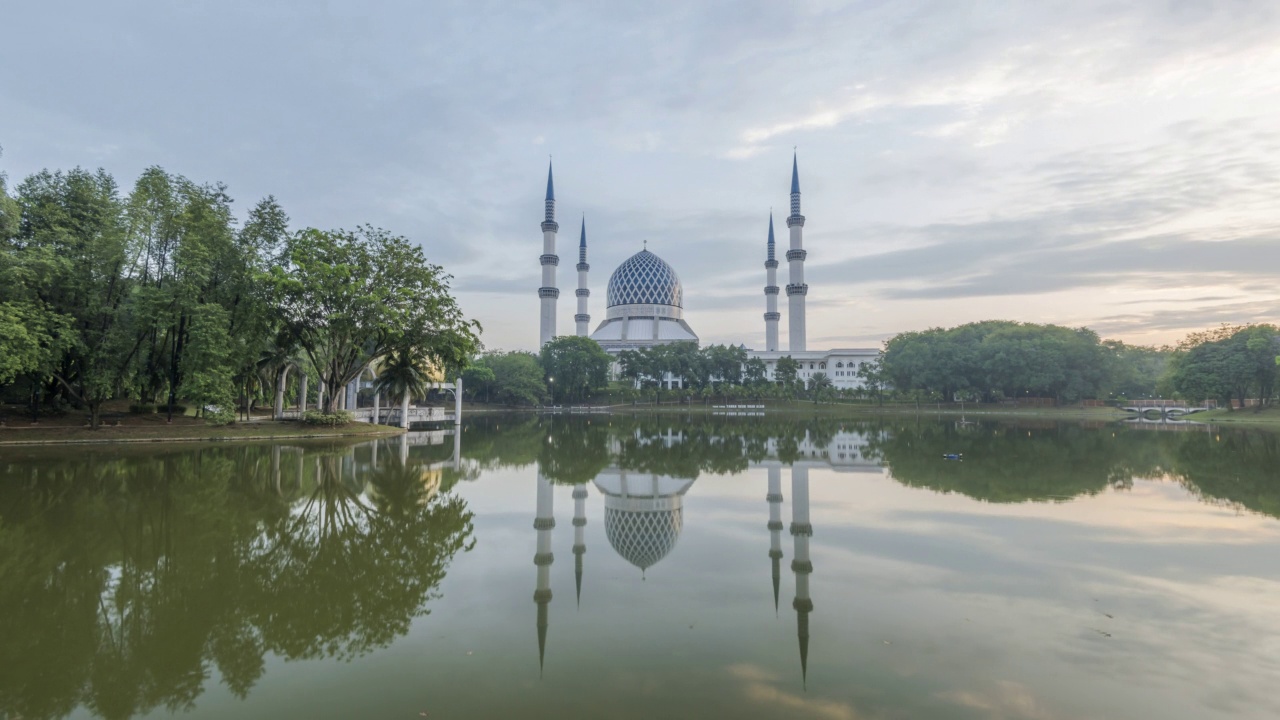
[0, 402, 405, 446]
[1179, 404, 1280, 427]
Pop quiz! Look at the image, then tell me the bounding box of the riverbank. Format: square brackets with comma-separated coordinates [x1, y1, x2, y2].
[1180, 405, 1280, 428]
[599, 400, 1126, 420]
[0, 417, 405, 446]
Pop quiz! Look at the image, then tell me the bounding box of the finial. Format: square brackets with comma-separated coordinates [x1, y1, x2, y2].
[643, 239, 647, 250]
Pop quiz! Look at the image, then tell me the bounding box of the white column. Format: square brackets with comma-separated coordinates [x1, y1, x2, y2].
[298, 373, 308, 414]
[791, 463, 813, 683]
[400, 390, 410, 429]
[275, 366, 289, 420]
[372, 391, 380, 425]
[572, 485, 588, 606]
[539, 163, 559, 347]
[764, 213, 780, 352]
[767, 465, 784, 612]
[534, 471, 556, 671]
[575, 219, 590, 336]
[786, 155, 807, 352]
[454, 378, 463, 426]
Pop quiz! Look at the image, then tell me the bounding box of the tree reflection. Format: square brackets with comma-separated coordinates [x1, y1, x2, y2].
[0, 443, 474, 719]
[458, 414, 1280, 520]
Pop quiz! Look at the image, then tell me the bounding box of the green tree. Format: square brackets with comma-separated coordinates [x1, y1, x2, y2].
[540, 335, 613, 403]
[808, 372, 834, 404]
[1168, 324, 1279, 408]
[469, 351, 546, 405]
[374, 347, 437, 424]
[13, 168, 130, 428]
[774, 356, 800, 393]
[267, 226, 479, 413]
[743, 357, 768, 388]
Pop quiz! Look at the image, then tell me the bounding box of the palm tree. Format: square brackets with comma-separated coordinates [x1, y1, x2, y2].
[809, 373, 834, 405]
[374, 349, 435, 428]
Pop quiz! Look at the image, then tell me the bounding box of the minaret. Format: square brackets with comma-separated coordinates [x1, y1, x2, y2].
[790, 464, 814, 686]
[786, 153, 808, 352]
[575, 218, 591, 337]
[572, 485, 588, 606]
[533, 471, 556, 674]
[766, 465, 784, 613]
[538, 161, 560, 347]
[764, 213, 781, 352]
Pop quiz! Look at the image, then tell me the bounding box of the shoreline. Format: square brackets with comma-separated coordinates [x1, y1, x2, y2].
[0, 420, 407, 447]
[476, 401, 1280, 428]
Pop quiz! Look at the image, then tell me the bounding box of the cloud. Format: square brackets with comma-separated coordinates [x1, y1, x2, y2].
[3, 1, 1280, 348]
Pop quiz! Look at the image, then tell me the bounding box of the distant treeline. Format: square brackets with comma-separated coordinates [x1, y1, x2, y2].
[0, 155, 477, 426]
[877, 320, 1279, 407]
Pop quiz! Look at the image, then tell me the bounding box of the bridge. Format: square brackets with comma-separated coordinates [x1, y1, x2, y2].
[1120, 399, 1211, 417]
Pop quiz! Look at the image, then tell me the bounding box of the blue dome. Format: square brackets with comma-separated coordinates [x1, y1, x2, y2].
[607, 250, 683, 308]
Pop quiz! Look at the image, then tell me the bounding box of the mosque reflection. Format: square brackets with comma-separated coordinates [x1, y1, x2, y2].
[525, 421, 884, 682]
[469, 412, 1280, 683]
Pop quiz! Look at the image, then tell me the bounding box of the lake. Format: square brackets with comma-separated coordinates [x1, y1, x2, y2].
[2, 414, 1278, 719]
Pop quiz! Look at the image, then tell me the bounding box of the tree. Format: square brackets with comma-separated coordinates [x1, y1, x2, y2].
[467, 351, 546, 405]
[374, 348, 437, 425]
[460, 363, 497, 402]
[267, 226, 479, 413]
[540, 335, 613, 403]
[808, 372, 833, 404]
[856, 356, 888, 406]
[774, 356, 800, 392]
[1167, 324, 1279, 408]
[12, 168, 130, 428]
[743, 357, 768, 388]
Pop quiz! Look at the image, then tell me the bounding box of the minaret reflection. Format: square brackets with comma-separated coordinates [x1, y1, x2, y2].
[766, 466, 784, 614]
[790, 465, 814, 686]
[572, 485, 588, 607]
[533, 471, 556, 675]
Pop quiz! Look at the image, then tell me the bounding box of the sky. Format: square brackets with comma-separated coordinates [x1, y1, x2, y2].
[2, 0, 1279, 352]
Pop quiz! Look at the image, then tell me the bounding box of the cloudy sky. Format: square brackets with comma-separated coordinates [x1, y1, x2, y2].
[3, 1, 1278, 351]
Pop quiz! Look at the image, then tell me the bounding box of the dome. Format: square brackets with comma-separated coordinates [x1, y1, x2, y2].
[607, 250, 683, 308]
[604, 505, 683, 571]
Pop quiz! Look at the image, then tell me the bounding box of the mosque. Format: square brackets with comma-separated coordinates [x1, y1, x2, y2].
[536, 155, 879, 388]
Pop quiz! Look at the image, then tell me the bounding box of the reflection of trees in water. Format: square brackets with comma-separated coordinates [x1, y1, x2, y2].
[459, 414, 1280, 520]
[0, 443, 474, 720]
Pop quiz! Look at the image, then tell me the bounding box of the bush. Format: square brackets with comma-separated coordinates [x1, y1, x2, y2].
[129, 403, 157, 414]
[302, 410, 353, 427]
[203, 405, 236, 426]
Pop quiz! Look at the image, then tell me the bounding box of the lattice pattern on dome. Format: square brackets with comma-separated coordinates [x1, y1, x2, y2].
[606, 250, 683, 308]
[604, 506, 683, 571]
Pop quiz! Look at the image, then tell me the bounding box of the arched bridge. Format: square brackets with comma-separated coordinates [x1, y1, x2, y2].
[1121, 400, 1211, 417]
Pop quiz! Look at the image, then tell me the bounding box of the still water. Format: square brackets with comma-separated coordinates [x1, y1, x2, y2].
[2, 414, 1278, 719]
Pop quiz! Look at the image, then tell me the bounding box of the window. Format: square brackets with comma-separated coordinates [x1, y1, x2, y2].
[836, 361, 844, 368]
[819, 363, 826, 370]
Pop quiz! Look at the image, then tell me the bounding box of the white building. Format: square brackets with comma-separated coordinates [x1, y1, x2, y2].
[536, 155, 879, 389]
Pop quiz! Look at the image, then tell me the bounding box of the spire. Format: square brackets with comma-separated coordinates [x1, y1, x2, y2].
[579, 216, 586, 251]
[537, 601, 549, 676]
[772, 553, 781, 613]
[575, 553, 583, 607]
[767, 212, 776, 261]
[798, 613, 810, 687]
[790, 151, 800, 195]
[545, 159, 556, 202]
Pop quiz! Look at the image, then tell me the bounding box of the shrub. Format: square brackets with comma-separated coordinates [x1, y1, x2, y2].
[129, 403, 157, 414]
[302, 410, 353, 427]
[203, 405, 236, 426]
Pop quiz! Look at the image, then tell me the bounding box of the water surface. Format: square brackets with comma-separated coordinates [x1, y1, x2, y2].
[2, 415, 1278, 719]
